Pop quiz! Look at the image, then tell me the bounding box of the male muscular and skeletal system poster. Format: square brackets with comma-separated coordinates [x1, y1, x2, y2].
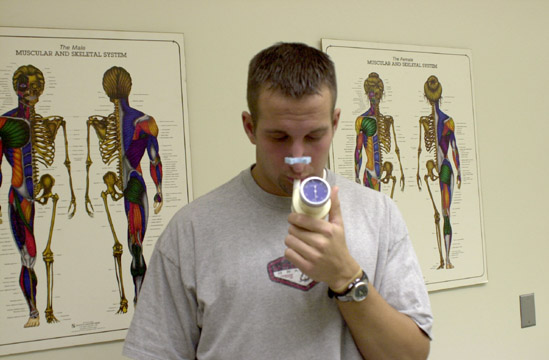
[0, 28, 192, 355]
[322, 39, 486, 292]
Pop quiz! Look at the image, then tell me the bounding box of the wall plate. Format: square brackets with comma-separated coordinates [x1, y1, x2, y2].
[520, 293, 536, 328]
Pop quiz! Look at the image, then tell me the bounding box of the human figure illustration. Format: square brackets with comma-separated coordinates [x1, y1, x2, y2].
[354, 72, 404, 198]
[85, 66, 163, 314]
[417, 75, 461, 269]
[0, 65, 77, 327]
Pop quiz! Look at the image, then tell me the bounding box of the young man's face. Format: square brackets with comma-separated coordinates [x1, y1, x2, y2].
[242, 85, 340, 196]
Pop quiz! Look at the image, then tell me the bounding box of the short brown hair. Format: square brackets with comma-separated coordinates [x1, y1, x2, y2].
[246, 42, 337, 127]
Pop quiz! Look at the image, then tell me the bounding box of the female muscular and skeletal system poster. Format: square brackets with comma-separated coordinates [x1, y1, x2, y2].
[0, 28, 192, 355]
[322, 39, 487, 292]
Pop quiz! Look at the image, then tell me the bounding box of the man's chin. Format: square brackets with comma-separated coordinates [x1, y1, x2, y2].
[278, 180, 293, 197]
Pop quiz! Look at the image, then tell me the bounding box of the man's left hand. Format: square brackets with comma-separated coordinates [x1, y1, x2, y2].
[284, 186, 361, 290]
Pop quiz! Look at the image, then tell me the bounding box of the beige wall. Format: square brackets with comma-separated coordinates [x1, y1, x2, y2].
[1, 0, 547, 358]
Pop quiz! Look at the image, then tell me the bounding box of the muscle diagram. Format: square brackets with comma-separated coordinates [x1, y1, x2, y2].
[354, 73, 404, 198]
[0, 65, 77, 327]
[417, 75, 462, 269]
[85, 66, 163, 314]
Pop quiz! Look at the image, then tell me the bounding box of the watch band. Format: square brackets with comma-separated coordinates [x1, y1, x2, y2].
[328, 270, 369, 302]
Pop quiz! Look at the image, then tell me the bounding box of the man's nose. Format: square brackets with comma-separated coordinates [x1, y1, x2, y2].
[290, 140, 306, 158]
[285, 152, 311, 174]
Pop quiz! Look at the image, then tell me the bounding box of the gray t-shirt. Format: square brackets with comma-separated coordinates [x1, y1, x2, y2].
[123, 168, 432, 360]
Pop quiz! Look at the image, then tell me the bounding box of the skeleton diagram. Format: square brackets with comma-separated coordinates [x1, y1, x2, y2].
[85, 66, 163, 314]
[0, 65, 76, 327]
[417, 75, 461, 269]
[354, 72, 404, 198]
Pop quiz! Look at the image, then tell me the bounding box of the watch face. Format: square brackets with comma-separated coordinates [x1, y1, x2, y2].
[300, 177, 330, 206]
[352, 283, 368, 301]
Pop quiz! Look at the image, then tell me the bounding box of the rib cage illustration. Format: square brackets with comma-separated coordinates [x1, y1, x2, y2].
[421, 115, 437, 163]
[30, 112, 60, 196]
[377, 116, 392, 165]
[91, 105, 123, 185]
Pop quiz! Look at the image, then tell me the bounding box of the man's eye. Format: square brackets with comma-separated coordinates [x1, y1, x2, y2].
[306, 136, 321, 142]
[271, 136, 288, 142]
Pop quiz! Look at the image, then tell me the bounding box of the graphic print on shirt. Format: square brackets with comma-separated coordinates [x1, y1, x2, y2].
[267, 257, 318, 291]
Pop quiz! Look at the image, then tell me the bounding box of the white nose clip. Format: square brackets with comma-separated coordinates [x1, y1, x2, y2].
[285, 156, 311, 165]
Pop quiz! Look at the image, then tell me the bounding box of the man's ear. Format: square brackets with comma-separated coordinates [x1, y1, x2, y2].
[332, 108, 341, 133]
[242, 111, 256, 144]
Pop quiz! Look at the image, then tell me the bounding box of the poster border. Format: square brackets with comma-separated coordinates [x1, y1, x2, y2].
[0, 26, 193, 355]
[322, 38, 487, 292]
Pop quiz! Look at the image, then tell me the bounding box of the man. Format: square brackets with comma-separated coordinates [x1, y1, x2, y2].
[123, 42, 432, 360]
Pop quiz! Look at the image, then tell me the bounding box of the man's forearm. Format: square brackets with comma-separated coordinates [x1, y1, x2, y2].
[337, 284, 430, 360]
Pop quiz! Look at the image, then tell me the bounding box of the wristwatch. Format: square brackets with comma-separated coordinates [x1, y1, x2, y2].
[328, 271, 369, 302]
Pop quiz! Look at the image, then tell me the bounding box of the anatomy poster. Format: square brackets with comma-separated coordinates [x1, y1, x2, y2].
[322, 39, 486, 292]
[0, 27, 192, 355]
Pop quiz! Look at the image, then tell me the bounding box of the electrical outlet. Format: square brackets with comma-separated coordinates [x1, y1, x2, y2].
[520, 293, 536, 328]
